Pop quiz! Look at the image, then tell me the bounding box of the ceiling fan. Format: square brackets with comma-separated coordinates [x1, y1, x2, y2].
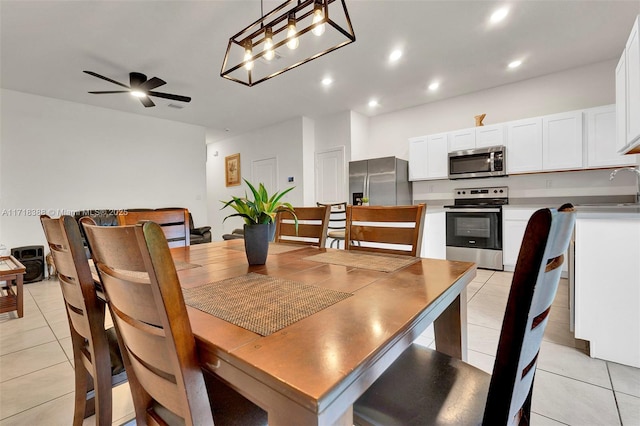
[83, 70, 191, 108]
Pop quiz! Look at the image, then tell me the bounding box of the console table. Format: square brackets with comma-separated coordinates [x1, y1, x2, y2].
[0, 255, 26, 318]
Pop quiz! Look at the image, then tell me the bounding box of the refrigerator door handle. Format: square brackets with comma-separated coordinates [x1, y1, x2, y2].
[364, 174, 370, 200]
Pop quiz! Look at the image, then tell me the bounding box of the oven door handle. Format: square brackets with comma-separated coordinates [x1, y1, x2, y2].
[446, 208, 502, 213]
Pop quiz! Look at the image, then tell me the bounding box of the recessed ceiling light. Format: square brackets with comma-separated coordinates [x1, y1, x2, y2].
[508, 60, 522, 69]
[428, 81, 440, 91]
[490, 7, 509, 24]
[389, 49, 403, 62]
[321, 77, 333, 86]
[368, 99, 379, 107]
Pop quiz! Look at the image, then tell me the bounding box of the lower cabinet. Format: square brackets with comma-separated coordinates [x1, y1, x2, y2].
[574, 213, 640, 368]
[502, 207, 539, 270]
[421, 209, 446, 259]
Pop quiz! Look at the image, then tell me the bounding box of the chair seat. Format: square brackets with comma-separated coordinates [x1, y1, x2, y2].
[327, 230, 345, 239]
[354, 345, 490, 426]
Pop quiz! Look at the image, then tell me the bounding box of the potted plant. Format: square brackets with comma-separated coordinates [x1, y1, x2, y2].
[221, 179, 297, 265]
[361, 197, 370, 206]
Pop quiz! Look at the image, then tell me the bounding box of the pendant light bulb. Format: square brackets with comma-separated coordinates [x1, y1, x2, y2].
[312, 2, 325, 36]
[287, 15, 299, 50]
[263, 28, 275, 61]
[243, 40, 254, 71]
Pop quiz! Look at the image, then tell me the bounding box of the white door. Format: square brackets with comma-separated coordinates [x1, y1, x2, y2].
[315, 147, 346, 204]
[252, 157, 278, 193]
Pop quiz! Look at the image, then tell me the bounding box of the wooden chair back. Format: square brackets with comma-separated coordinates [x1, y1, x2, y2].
[40, 215, 126, 425]
[274, 206, 330, 248]
[345, 204, 426, 257]
[484, 204, 576, 424]
[82, 220, 212, 425]
[117, 208, 190, 247]
[316, 202, 347, 248]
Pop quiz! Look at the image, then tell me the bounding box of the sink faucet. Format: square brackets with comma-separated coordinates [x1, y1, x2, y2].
[610, 166, 640, 203]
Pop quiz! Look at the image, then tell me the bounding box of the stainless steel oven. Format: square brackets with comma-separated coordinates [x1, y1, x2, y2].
[445, 186, 508, 270]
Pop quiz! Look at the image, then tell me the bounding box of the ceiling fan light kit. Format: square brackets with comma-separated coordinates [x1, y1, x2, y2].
[221, 0, 355, 87]
[83, 70, 191, 108]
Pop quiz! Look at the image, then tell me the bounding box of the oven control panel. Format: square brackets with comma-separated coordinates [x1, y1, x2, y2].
[454, 186, 508, 200]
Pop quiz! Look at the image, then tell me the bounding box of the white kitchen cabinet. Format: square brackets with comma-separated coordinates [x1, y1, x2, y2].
[574, 212, 640, 368]
[421, 209, 446, 259]
[616, 53, 628, 153]
[585, 104, 638, 168]
[408, 134, 448, 181]
[542, 111, 583, 171]
[506, 118, 543, 174]
[476, 124, 505, 148]
[448, 128, 476, 152]
[617, 15, 640, 154]
[502, 207, 538, 270]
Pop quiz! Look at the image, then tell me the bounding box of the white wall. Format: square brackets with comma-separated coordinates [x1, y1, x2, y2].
[0, 89, 207, 251]
[350, 111, 370, 162]
[206, 117, 306, 240]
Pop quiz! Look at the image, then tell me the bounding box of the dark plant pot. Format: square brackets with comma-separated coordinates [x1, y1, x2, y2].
[244, 223, 270, 265]
[268, 222, 276, 242]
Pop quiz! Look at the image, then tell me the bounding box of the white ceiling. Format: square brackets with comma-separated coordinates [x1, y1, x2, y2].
[1, 1, 639, 141]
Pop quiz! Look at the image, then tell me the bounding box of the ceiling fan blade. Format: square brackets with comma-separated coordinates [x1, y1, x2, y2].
[140, 96, 155, 108]
[140, 77, 166, 91]
[148, 91, 191, 103]
[88, 91, 130, 94]
[129, 72, 148, 88]
[84, 71, 129, 89]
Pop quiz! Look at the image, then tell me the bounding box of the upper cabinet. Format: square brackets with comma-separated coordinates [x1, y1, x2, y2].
[506, 118, 543, 174]
[408, 133, 448, 181]
[617, 15, 640, 154]
[476, 124, 505, 148]
[586, 105, 637, 168]
[448, 128, 476, 152]
[542, 111, 584, 171]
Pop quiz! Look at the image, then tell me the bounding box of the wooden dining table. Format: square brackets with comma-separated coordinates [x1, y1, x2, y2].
[170, 239, 476, 426]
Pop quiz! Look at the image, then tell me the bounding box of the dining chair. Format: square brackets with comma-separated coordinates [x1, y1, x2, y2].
[316, 202, 347, 249]
[353, 204, 576, 426]
[39, 215, 127, 426]
[82, 219, 267, 426]
[345, 204, 426, 257]
[274, 205, 331, 248]
[117, 208, 190, 247]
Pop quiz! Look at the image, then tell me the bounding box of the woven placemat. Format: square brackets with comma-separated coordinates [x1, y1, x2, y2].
[225, 243, 305, 255]
[182, 273, 352, 336]
[304, 251, 420, 272]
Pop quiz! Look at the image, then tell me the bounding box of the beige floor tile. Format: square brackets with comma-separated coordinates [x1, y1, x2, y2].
[467, 349, 495, 374]
[58, 336, 74, 363]
[609, 362, 640, 398]
[413, 335, 434, 348]
[616, 392, 640, 426]
[0, 341, 68, 382]
[477, 280, 511, 300]
[466, 281, 484, 301]
[47, 315, 71, 340]
[467, 292, 506, 331]
[32, 295, 65, 314]
[532, 370, 620, 425]
[467, 323, 500, 357]
[0, 326, 56, 356]
[485, 271, 514, 286]
[530, 413, 566, 425]
[472, 269, 494, 283]
[0, 362, 75, 419]
[542, 318, 579, 347]
[0, 392, 74, 426]
[537, 340, 611, 389]
[81, 382, 134, 426]
[0, 309, 48, 336]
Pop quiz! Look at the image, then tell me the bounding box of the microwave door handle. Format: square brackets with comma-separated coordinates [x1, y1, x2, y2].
[490, 152, 495, 172]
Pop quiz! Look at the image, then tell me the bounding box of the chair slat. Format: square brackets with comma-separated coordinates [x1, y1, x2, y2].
[275, 206, 330, 248]
[99, 273, 161, 326]
[350, 225, 417, 246]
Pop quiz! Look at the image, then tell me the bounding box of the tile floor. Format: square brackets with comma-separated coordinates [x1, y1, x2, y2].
[1, 271, 639, 425]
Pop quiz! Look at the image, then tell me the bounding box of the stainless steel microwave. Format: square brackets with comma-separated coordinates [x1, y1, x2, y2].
[448, 145, 506, 179]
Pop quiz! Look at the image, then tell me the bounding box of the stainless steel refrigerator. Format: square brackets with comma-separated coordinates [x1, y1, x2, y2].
[349, 157, 412, 206]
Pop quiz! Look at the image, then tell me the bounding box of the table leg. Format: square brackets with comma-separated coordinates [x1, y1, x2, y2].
[16, 275, 23, 318]
[433, 289, 468, 361]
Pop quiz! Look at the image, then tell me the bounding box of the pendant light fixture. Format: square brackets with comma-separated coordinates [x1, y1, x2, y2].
[221, 0, 355, 87]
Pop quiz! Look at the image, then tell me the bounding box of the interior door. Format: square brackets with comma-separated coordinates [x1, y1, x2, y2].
[315, 147, 346, 203]
[251, 157, 278, 193]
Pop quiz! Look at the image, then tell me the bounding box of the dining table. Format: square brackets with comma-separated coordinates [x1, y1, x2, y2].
[170, 239, 476, 426]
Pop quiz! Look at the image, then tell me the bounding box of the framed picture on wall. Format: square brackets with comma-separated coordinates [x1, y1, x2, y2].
[225, 153, 241, 187]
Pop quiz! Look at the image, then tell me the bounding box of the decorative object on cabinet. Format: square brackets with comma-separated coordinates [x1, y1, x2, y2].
[475, 113, 486, 126]
[225, 153, 241, 187]
[220, 0, 355, 87]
